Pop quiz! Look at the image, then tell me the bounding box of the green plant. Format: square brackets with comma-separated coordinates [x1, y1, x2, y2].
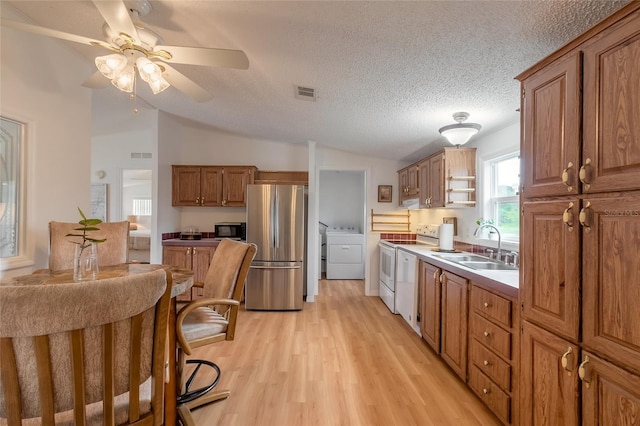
[476, 217, 495, 226]
[66, 207, 106, 252]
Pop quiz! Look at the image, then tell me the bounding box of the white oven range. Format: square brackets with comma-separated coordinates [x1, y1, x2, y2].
[378, 224, 440, 317]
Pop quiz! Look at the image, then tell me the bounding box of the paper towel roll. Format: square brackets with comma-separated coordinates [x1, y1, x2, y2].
[439, 223, 454, 251]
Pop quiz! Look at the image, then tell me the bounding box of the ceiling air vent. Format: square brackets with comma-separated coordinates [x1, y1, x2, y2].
[130, 152, 153, 159]
[295, 85, 317, 101]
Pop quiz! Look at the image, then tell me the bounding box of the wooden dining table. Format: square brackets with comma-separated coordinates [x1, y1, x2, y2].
[1, 263, 194, 425]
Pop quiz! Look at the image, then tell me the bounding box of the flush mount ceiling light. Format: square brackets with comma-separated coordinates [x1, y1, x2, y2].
[439, 112, 482, 146]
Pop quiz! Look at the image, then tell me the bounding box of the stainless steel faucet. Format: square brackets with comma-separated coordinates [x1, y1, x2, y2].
[474, 224, 502, 261]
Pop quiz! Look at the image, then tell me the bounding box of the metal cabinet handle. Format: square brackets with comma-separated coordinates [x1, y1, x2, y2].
[483, 360, 490, 366]
[483, 302, 490, 308]
[483, 331, 490, 337]
[579, 158, 593, 190]
[562, 202, 574, 231]
[561, 347, 573, 375]
[482, 388, 490, 395]
[196, 196, 200, 205]
[578, 356, 591, 388]
[579, 201, 592, 232]
[201, 197, 205, 205]
[562, 162, 574, 192]
[186, 248, 191, 255]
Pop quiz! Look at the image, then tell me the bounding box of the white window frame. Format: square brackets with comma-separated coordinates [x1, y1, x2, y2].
[0, 115, 33, 271]
[482, 151, 520, 244]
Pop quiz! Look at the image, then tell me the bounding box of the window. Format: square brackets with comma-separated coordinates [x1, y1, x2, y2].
[0, 117, 23, 260]
[485, 152, 520, 241]
[133, 198, 152, 216]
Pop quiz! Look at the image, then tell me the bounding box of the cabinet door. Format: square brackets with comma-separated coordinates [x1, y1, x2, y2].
[428, 153, 444, 208]
[200, 167, 223, 207]
[580, 351, 640, 426]
[520, 321, 579, 426]
[162, 246, 193, 301]
[190, 246, 216, 299]
[418, 160, 430, 208]
[172, 166, 201, 206]
[581, 195, 640, 374]
[582, 14, 640, 194]
[441, 271, 468, 380]
[398, 168, 409, 203]
[521, 52, 581, 198]
[223, 167, 254, 207]
[407, 165, 419, 196]
[521, 200, 580, 342]
[419, 261, 441, 352]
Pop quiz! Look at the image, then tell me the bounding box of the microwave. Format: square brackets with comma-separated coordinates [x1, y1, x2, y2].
[214, 222, 246, 240]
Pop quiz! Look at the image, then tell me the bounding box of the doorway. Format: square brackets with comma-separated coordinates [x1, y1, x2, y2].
[122, 169, 151, 263]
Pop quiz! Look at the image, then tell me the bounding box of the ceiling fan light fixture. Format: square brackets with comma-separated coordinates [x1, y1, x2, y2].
[95, 53, 128, 79]
[439, 112, 481, 146]
[135, 57, 160, 82]
[147, 75, 170, 94]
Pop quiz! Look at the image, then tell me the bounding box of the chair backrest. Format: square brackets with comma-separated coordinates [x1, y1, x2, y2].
[202, 239, 256, 319]
[0, 268, 171, 425]
[48, 221, 130, 271]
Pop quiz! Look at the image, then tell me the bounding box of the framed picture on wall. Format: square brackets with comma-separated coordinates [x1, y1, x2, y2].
[378, 185, 392, 203]
[90, 183, 108, 222]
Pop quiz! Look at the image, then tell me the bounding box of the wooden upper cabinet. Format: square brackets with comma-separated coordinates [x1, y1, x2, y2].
[440, 270, 469, 381]
[172, 166, 202, 206]
[582, 13, 640, 194]
[398, 164, 419, 203]
[223, 167, 255, 207]
[419, 261, 441, 352]
[581, 195, 640, 374]
[520, 321, 579, 426]
[414, 147, 476, 208]
[172, 165, 256, 207]
[580, 351, 640, 426]
[521, 200, 581, 342]
[521, 52, 581, 199]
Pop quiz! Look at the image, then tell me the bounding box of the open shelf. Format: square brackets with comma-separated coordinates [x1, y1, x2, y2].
[370, 209, 411, 233]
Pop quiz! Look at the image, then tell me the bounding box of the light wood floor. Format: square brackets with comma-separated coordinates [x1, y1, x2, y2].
[184, 279, 500, 426]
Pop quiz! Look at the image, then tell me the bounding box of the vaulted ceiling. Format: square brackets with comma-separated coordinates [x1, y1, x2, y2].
[3, 1, 631, 162]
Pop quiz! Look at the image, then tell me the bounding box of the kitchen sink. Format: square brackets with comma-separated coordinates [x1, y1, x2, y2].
[432, 252, 517, 271]
[457, 261, 517, 271]
[433, 253, 492, 263]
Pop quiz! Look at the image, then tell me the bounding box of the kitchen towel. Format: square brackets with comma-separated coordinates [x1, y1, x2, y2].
[439, 223, 454, 251]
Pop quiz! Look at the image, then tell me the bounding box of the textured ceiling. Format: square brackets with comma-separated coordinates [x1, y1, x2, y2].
[2, 0, 632, 162]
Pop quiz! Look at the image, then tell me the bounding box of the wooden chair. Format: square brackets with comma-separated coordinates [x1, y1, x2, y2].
[0, 268, 172, 425]
[175, 239, 257, 426]
[48, 221, 130, 271]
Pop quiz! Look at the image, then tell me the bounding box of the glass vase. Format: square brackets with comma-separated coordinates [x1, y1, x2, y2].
[73, 242, 99, 281]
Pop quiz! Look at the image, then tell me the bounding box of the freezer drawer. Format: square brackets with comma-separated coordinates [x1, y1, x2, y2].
[245, 262, 303, 310]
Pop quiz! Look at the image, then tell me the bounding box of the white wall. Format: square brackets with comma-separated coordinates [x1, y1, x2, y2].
[0, 4, 93, 278]
[319, 170, 365, 231]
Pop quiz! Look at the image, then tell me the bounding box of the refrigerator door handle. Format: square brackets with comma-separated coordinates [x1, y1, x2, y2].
[274, 187, 280, 248]
[270, 187, 276, 248]
[250, 265, 302, 270]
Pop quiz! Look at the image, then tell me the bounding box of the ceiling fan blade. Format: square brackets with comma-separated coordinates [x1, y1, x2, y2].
[1, 19, 112, 49]
[82, 71, 110, 89]
[92, 0, 140, 43]
[156, 45, 249, 70]
[159, 62, 213, 103]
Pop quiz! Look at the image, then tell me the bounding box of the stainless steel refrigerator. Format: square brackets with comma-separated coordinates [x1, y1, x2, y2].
[245, 184, 305, 310]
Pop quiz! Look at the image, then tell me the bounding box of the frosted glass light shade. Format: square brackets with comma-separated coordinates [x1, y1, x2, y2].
[95, 54, 128, 79]
[439, 124, 480, 145]
[111, 62, 135, 93]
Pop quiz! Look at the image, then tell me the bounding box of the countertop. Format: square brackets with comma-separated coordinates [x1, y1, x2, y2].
[162, 238, 220, 247]
[395, 244, 519, 298]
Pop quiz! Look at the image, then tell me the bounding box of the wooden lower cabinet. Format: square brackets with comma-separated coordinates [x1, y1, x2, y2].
[162, 245, 216, 301]
[520, 320, 579, 426]
[419, 261, 441, 352]
[440, 270, 468, 380]
[581, 351, 640, 426]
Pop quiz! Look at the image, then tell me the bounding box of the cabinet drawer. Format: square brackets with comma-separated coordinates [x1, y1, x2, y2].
[469, 365, 511, 425]
[470, 313, 512, 360]
[470, 285, 511, 328]
[469, 338, 511, 391]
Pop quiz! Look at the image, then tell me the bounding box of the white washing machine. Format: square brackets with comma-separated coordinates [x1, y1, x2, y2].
[325, 226, 365, 279]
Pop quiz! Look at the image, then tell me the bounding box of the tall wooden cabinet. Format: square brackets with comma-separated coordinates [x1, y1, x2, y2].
[419, 261, 441, 352]
[162, 244, 216, 301]
[517, 4, 640, 424]
[172, 165, 256, 207]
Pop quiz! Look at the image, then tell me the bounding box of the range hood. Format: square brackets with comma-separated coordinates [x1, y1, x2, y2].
[400, 197, 420, 210]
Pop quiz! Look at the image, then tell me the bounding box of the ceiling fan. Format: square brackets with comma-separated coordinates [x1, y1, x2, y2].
[1, 0, 249, 102]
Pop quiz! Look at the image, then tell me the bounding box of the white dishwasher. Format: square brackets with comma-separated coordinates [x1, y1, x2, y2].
[395, 249, 419, 334]
[326, 226, 365, 279]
